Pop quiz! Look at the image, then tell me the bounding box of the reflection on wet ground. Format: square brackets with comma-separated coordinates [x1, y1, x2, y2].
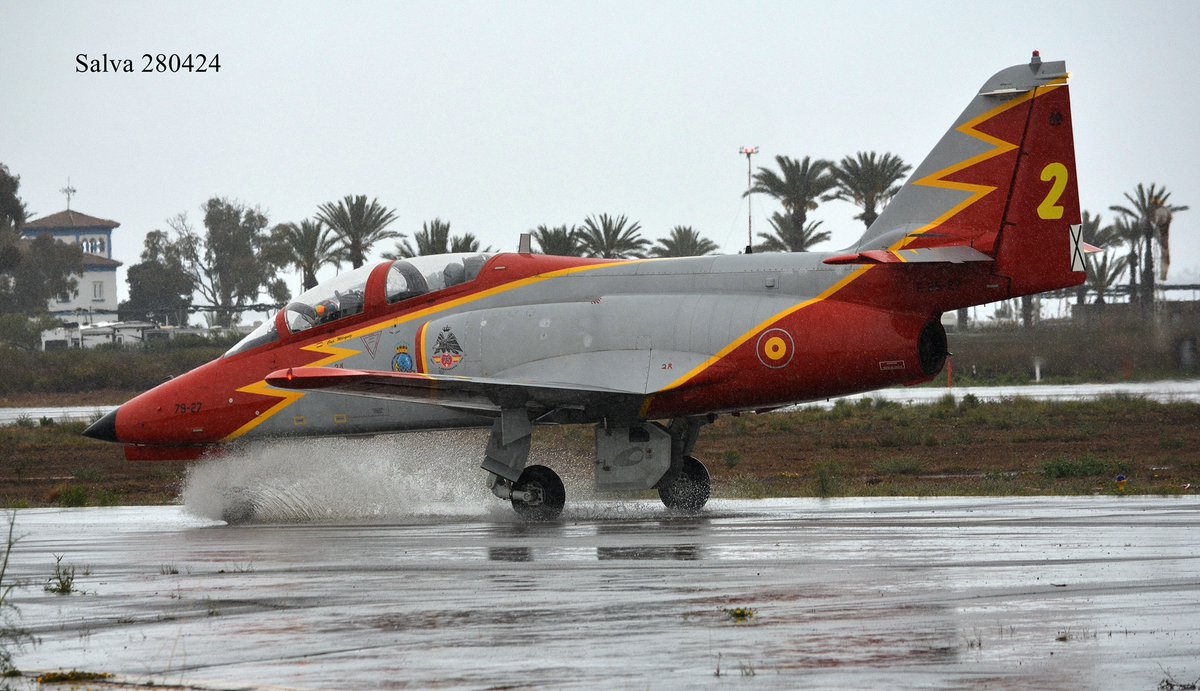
[5, 497, 1200, 689]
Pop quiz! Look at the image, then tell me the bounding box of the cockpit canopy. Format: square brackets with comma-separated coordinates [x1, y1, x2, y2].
[224, 253, 492, 358]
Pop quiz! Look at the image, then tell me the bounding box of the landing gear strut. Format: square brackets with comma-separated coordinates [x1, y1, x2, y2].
[482, 408, 715, 520]
[483, 409, 567, 521]
[658, 455, 710, 513]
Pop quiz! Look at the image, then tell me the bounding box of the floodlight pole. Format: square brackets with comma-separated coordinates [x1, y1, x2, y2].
[739, 147, 758, 254]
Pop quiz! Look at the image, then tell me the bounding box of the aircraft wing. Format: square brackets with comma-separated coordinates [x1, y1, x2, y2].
[265, 366, 646, 415]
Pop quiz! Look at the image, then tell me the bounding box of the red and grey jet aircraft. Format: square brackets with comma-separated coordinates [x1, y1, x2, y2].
[85, 54, 1087, 520]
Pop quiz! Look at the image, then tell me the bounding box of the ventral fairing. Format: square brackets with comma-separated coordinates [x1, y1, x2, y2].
[86, 54, 1086, 520]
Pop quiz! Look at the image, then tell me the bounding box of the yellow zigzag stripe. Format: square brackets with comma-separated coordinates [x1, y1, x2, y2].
[653, 77, 1068, 401]
[892, 77, 1067, 252]
[222, 258, 653, 440]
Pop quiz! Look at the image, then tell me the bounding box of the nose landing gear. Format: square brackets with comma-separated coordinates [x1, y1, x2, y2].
[509, 465, 566, 521]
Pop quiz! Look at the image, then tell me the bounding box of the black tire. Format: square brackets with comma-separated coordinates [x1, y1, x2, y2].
[221, 487, 257, 525]
[658, 456, 710, 513]
[511, 465, 566, 521]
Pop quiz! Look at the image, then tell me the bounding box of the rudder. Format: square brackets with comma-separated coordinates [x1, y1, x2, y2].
[853, 53, 1085, 297]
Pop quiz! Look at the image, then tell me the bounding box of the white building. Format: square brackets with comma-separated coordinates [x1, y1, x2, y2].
[40, 321, 155, 350]
[19, 209, 123, 321]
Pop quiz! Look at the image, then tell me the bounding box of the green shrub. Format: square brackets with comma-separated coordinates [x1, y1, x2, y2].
[56, 485, 89, 507]
[874, 457, 924, 476]
[1039, 456, 1115, 479]
[815, 463, 838, 497]
[722, 450, 742, 470]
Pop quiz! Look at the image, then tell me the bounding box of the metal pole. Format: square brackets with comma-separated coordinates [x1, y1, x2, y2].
[739, 147, 758, 254]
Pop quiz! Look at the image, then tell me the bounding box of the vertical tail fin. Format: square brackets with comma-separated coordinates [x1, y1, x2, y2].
[856, 53, 1085, 296]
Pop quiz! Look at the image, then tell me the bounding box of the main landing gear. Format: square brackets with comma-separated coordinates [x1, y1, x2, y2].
[658, 456, 711, 513]
[481, 410, 712, 520]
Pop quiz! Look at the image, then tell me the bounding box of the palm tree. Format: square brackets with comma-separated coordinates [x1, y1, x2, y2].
[1072, 211, 1121, 305]
[578, 214, 649, 258]
[755, 212, 830, 252]
[1109, 216, 1143, 303]
[531, 224, 582, 256]
[651, 226, 719, 257]
[746, 155, 837, 228]
[385, 219, 493, 258]
[316, 195, 400, 268]
[449, 232, 492, 253]
[271, 219, 342, 291]
[1109, 183, 1188, 304]
[828, 151, 911, 228]
[1084, 251, 1128, 305]
[387, 218, 452, 258]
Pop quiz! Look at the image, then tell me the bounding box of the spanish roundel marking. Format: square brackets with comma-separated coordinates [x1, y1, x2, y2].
[755, 328, 794, 369]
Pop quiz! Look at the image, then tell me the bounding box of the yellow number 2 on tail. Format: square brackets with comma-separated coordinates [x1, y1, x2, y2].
[1037, 162, 1068, 220]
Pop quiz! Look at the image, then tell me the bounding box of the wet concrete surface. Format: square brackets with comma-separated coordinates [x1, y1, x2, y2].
[5, 497, 1200, 689]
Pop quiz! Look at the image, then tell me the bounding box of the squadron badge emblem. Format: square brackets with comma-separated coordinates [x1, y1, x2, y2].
[431, 326, 464, 370]
[391, 343, 415, 373]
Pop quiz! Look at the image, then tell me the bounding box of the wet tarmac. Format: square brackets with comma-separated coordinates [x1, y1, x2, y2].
[4, 497, 1200, 689]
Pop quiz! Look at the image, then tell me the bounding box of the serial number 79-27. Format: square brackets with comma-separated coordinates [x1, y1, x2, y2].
[174, 402, 203, 414]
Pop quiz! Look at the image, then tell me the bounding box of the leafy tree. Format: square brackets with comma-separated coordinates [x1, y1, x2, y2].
[755, 212, 830, 252]
[651, 226, 719, 257]
[746, 155, 837, 228]
[120, 230, 194, 325]
[169, 198, 287, 328]
[1109, 183, 1188, 305]
[828, 152, 911, 228]
[0, 166, 80, 317]
[317, 195, 400, 268]
[531, 224, 582, 256]
[269, 219, 341, 291]
[0, 163, 28, 277]
[0, 234, 83, 315]
[0, 313, 58, 350]
[0, 163, 27, 232]
[578, 214, 649, 258]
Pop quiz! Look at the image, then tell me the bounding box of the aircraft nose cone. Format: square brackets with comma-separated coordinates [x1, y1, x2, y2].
[82, 407, 120, 443]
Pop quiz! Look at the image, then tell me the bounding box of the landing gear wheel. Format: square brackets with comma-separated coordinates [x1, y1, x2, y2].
[221, 487, 257, 525]
[659, 456, 710, 513]
[511, 465, 566, 521]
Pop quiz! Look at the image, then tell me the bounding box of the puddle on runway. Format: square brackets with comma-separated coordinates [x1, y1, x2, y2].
[6, 499, 1200, 689]
[180, 432, 500, 522]
[178, 432, 760, 526]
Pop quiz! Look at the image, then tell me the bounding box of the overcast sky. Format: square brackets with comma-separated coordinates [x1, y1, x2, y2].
[2, 0, 1198, 304]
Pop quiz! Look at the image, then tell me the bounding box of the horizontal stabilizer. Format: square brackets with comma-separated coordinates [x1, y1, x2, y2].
[823, 245, 994, 265]
[266, 367, 645, 414]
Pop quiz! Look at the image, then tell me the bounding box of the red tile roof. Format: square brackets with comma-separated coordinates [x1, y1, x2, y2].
[82, 252, 122, 268]
[14, 239, 123, 268]
[22, 209, 120, 230]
